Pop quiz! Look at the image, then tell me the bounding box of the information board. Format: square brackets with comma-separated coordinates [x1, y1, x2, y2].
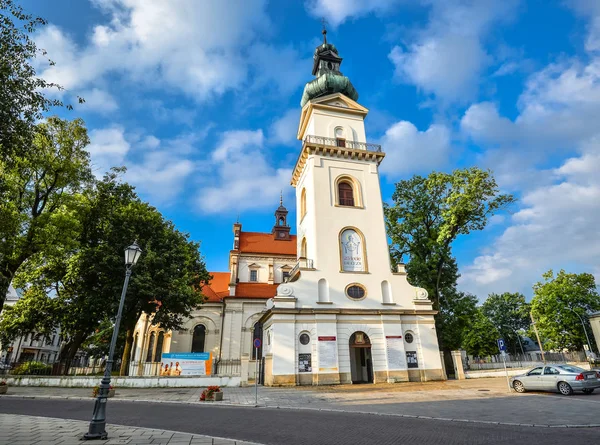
[318, 336, 338, 371]
[406, 351, 418, 369]
[385, 336, 406, 370]
[298, 353, 312, 372]
[161, 352, 212, 376]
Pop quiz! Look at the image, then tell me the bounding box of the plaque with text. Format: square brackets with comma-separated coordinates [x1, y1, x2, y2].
[318, 336, 338, 371]
[386, 336, 406, 370]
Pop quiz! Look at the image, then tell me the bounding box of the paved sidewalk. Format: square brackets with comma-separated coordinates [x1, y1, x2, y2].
[0, 413, 262, 445]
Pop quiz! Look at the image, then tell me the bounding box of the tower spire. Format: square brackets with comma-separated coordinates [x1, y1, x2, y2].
[280, 190, 283, 206]
[321, 17, 328, 44]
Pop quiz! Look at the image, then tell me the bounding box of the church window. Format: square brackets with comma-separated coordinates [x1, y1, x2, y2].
[300, 238, 307, 258]
[339, 228, 367, 272]
[300, 188, 307, 219]
[146, 332, 156, 362]
[299, 333, 310, 345]
[338, 182, 354, 206]
[191, 325, 206, 353]
[155, 332, 165, 361]
[250, 270, 258, 282]
[346, 283, 366, 300]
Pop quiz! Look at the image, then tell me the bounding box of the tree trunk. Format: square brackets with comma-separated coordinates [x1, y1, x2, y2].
[0, 267, 14, 314]
[120, 329, 134, 376]
[61, 332, 87, 376]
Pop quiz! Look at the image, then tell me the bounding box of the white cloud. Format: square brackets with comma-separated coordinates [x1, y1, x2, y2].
[388, 0, 518, 103]
[79, 88, 119, 113]
[34, 0, 300, 101]
[305, 0, 402, 27]
[378, 121, 451, 176]
[87, 126, 131, 177]
[568, 0, 600, 52]
[269, 109, 299, 146]
[200, 130, 293, 214]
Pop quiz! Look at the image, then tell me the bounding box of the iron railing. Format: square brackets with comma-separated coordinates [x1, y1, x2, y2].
[304, 135, 382, 152]
[464, 351, 588, 371]
[286, 258, 314, 282]
[212, 359, 241, 376]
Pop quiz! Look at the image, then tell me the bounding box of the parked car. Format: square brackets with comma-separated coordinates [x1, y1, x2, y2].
[510, 365, 600, 395]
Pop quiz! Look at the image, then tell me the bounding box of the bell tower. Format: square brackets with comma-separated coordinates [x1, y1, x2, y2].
[272, 193, 291, 241]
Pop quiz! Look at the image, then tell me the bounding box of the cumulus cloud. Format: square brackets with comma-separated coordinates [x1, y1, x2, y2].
[269, 109, 299, 146]
[34, 0, 306, 101]
[87, 127, 131, 177]
[379, 121, 451, 176]
[200, 130, 292, 214]
[305, 0, 402, 27]
[389, 0, 518, 103]
[79, 88, 119, 114]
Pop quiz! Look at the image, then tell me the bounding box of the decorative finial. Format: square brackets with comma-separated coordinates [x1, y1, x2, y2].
[280, 190, 283, 206]
[321, 17, 328, 44]
[236, 213, 240, 224]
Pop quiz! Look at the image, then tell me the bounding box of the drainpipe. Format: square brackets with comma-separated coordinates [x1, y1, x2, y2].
[218, 299, 226, 363]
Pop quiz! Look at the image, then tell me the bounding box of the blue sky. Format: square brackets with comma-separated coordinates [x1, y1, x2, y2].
[22, 0, 600, 298]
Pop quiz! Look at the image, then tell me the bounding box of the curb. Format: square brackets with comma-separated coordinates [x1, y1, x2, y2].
[2, 394, 600, 429]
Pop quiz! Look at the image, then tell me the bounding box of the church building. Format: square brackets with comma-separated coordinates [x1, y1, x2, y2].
[132, 31, 444, 385]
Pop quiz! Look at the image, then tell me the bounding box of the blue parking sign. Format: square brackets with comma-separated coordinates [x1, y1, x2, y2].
[497, 339, 506, 352]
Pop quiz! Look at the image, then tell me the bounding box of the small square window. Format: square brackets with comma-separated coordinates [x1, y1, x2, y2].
[250, 270, 258, 282]
[282, 271, 290, 281]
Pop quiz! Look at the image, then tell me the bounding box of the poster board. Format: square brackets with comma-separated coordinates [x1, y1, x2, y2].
[385, 336, 406, 370]
[318, 336, 338, 371]
[298, 353, 312, 373]
[161, 352, 212, 376]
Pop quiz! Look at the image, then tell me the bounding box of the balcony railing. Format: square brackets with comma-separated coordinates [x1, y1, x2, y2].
[304, 135, 382, 153]
[286, 258, 314, 282]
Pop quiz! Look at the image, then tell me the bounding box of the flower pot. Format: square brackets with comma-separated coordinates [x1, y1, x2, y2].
[108, 389, 116, 398]
[214, 391, 223, 401]
[0, 386, 7, 395]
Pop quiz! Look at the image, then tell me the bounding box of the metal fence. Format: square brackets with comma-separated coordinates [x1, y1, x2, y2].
[464, 351, 587, 371]
[0, 358, 116, 377]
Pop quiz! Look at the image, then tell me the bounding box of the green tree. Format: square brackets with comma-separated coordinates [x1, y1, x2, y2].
[530, 270, 600, 352]
[384, 167, 515, 306]
[0, 116, 92, 312]
[436, 290, 478, 351]
[481, 292, 530, 355]
[462, 309, 500, 357]
[1, 171, 211, 374]
[0, 0, 80, 159]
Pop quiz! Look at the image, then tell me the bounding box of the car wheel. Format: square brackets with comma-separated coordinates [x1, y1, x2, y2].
[513, 380, 526, 393]
[582, 388, 594, 395]
[558, 381, 573, 396]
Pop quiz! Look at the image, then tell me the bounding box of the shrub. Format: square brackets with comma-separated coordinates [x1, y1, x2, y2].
[12, 361, 52, 375]
[92, 385, 114, 397]
[200, 385, 221, 401]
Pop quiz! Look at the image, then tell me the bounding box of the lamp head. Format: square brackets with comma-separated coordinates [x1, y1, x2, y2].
[125, 241, 142, 267]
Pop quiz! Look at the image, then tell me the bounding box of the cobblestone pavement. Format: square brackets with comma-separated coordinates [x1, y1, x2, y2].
[0, 413, 262, 445]
[3, 378, 600, 426]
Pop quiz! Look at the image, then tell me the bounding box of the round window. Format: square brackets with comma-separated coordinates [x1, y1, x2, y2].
[346, 284, 366, 300]
[299, 333, 310, 345]
[405, 333, 414, 343]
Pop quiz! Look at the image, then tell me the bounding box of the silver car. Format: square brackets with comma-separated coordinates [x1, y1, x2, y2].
[510, 365, 600, 395]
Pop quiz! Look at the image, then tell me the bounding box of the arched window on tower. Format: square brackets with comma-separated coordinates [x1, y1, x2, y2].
[191, 325, 206, 353]
[300, 188, 307, 219]
[338, 181, 355, 206]
[301, 237, 307, 258]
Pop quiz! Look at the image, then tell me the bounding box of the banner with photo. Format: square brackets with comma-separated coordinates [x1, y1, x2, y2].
[160, 352, 212, 376]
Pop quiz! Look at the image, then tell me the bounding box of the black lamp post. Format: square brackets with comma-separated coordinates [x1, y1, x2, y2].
[83, 241, 142, 440]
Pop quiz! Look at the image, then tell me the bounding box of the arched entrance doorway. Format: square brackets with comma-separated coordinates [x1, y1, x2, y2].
[349, 332, 373, 384]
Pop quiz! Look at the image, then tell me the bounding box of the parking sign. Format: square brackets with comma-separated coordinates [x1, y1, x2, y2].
[497, 338, 506, 352]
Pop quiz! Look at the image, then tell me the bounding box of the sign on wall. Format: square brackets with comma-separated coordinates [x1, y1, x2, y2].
[298, 353, 312, 372]
[318, 336, 338, 371]
[340, 229, 365, 272]
[406, 351, 418, 369]
[161, 352, 212, 376]
[385, 336, 406, 370]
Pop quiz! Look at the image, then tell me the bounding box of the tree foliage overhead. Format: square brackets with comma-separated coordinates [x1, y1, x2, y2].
[531, 270, 600, 352]
[0, 116, 92, 312]
[482, 292, 530, 354]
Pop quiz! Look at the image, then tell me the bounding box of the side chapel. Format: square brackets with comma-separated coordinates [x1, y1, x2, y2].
[132, 31, 444, 385]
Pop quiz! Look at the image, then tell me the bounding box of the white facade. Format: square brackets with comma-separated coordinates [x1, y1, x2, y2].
[262, 90, 444, 386]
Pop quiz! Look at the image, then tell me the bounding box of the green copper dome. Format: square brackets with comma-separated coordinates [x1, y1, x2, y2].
[300, 31, 358, 107]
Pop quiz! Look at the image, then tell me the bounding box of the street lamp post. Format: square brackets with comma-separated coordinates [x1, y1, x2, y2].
[567, 307, 593, 355]
[83, 241, 142, 440]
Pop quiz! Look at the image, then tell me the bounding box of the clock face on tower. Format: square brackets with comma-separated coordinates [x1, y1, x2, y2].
[279, 232, 285, 238]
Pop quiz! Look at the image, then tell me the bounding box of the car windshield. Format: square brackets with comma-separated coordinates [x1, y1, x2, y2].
[557, 365, 585, 373]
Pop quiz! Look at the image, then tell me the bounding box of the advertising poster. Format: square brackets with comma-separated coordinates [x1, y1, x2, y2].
[161, 352, 212, 376]
[318, 336, 338, 371]
[385, 336, 406, 370]
[298, 353, 312, 373]
[406, 351, 419, 369]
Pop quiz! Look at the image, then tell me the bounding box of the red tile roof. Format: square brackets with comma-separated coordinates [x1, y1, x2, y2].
[239, 232, 297, 256]
[202, 272, 230, 302]
[234, 282, 279, 299]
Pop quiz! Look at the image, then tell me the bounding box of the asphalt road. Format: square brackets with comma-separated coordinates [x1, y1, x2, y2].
[1, 398, 599, 445]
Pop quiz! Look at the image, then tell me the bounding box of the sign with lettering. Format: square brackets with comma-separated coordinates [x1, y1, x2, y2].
[161, 352, 212, 376]
[385, 336, 406, 370]
[318, 336, 338, 371]
[298, 353, 312, 372]
[340, 229, 364, 272]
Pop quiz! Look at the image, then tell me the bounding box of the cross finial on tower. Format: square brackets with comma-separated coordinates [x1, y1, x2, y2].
[280, 190, 283, 206]
[321, 17, 328, 44]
